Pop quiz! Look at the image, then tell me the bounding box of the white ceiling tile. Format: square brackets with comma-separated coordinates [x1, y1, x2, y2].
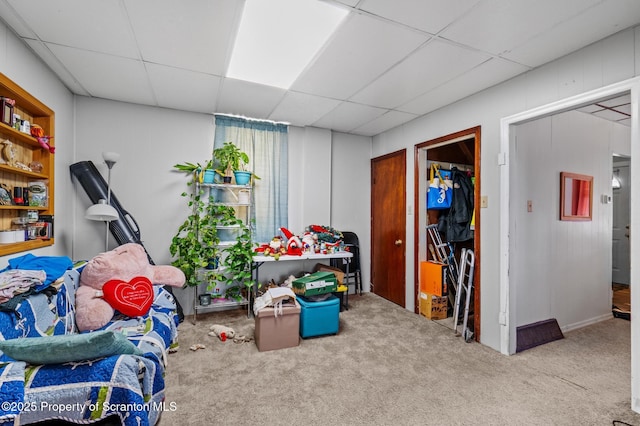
[217, 78, 286, 120]
[440, 0, 601, 56]
[351, 110, 417, 136]
[577, 104, 603, 114]
[617, 117, 631, 126]
[599, 94, 631, 108]
[334, 0, 360, 7]
[352, 39, 490, 109]
[7, 0, 138, 58]
[613, 104, 631, 115]
[24, 39, 90, 96]
[269, 91, 342, 127]
[312, 101, 387, 133]
[398, 57, 528, 115]
[46, 44, 155, 106]
[593, 109, 629, 122]
[504, 0, 640, 67]
[1, 0, 637, 136]
[291, 13, 429, 99]
[146, 63, 220, 113]
[0, 1, 37, 38]
[358, 0, 481, 34]
[125, 0, 241, 75]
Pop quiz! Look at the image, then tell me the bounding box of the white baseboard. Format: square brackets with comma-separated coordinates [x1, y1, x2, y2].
[560, 312, 614, 333]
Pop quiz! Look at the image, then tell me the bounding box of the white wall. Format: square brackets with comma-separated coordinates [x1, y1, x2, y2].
[72, 97, 216, 264]
[513, 111, 630, 332]
[330, 132, 372, 293]
[0, 19, 75, 262]
[72, 98, 371, 314]
[373, 26, 640, 351]
[290, 126, 332, 228]
[3, 3, 638, 354]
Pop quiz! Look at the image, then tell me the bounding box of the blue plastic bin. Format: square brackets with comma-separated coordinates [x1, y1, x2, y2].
[297, 294, 340, 338]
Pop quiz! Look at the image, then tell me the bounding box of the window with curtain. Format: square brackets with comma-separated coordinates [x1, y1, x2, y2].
[214, 114, 288, 243]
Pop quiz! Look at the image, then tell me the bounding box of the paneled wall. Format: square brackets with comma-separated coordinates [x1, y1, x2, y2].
[512, 111, 629, 331]
[373, 26, 640, 351]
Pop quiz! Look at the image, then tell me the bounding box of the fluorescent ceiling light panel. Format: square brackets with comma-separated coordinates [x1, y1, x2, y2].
[227, 0, 348, 89]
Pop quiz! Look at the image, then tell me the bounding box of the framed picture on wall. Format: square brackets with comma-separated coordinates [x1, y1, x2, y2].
[560, 171, 593, 221]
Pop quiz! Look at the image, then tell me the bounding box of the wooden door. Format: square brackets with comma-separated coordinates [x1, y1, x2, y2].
[371, 150, 406, 307]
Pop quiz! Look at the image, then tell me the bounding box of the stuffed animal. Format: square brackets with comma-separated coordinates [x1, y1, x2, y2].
[76, 243, 185, 332]
[280, 227, 303, 256]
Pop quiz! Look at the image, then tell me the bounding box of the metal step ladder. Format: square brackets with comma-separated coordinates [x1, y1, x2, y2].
[426, 224, 458, 305]
[453, 248, 475, 342]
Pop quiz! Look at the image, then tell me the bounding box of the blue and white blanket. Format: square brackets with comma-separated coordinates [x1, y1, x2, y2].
[0, 269, 179, 426]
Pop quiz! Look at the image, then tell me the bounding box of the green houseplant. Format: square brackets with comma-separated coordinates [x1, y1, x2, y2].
[219, 218, 256, 300]
[173, 159, 215, 184]
[213, 142, 249, 178]
[171, 161, 256, 300]
[212, 141, 259, 184]
[169, 173, 224, 288]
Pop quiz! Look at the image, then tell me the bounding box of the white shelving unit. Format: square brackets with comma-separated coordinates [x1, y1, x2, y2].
[192, 183, 253, 323]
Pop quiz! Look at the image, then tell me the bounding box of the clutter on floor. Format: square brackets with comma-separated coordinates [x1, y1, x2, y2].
[255, 300, 301, 351]
[251, 267, 342, 351]
[209, 324, 235, 341]
[298, 294, 340, 338]
[516, 318, 564, 353]
[612, 284, 630, 321]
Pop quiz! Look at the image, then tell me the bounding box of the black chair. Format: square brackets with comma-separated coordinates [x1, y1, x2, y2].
[332, 231, 362, 295]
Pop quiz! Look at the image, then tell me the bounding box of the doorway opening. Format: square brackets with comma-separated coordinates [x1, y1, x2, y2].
[415, 126, 481, 341]
[612, 156, 630, 319]
[499, 78, 638, 365]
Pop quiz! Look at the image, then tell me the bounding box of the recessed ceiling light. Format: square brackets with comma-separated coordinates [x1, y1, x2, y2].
[227, 0, 348, 89]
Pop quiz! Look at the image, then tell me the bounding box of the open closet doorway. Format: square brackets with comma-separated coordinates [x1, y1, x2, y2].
[414, 126, 481, 341]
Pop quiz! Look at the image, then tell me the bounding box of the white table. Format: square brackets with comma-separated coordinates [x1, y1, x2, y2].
[253, 251, 354, 309]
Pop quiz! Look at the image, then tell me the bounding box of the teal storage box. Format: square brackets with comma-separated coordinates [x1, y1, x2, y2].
[292, 271, 338, 296]
[297, 294, 340, 338]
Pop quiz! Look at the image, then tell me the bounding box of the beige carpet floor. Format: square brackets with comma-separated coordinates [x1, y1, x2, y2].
[161, 292, 640, 426]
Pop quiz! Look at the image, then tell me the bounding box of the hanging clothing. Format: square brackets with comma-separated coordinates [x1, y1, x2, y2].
[439, 167, 474, 242]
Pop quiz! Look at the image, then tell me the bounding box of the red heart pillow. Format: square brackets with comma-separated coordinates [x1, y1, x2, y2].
[102, 277, 154, 317]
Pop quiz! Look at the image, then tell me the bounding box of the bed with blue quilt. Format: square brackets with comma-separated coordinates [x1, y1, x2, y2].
[0, 267, 179, 426]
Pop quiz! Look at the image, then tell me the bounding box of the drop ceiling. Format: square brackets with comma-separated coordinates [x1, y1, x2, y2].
[577, 94, 631, 126]
[0, 0, 639, 136]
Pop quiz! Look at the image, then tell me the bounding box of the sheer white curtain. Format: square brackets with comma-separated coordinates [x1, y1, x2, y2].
[214, 114, 288, 243]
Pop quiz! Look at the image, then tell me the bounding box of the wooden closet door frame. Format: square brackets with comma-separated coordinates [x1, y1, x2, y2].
[414, 126, 481, 341]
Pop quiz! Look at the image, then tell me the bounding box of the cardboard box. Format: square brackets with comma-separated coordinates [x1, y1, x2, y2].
[420, 261, 448, 296]
[419, 292, 448, 320]
[254, 301, 301, 352]
[297, 295, 340, 338]
[313, 263, 345, 285]
[292, 271, 337, 296]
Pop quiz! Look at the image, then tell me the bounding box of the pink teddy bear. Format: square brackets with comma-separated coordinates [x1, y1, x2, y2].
[75, 243, 185, 331]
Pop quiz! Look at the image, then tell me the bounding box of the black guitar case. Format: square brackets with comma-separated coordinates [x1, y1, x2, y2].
[70, 160, 184, 322]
